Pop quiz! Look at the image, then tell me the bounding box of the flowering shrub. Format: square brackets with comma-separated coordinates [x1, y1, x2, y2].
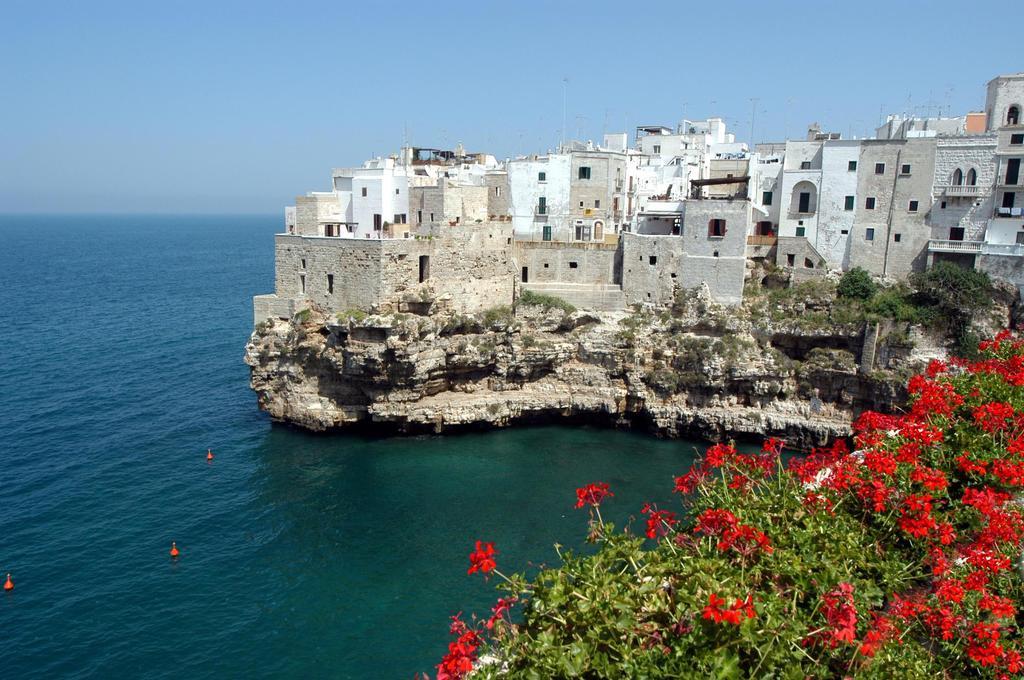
[430, 331, 1024, 678]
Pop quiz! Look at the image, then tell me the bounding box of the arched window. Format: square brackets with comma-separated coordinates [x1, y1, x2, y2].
[966, 168, 977, 186]
[952, 168, 963, 186]
[1009, 106, 1021, 126]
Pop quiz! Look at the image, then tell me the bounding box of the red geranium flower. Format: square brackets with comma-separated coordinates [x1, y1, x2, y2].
[574, 482, 613, 509]
[467, 541, 497, 575]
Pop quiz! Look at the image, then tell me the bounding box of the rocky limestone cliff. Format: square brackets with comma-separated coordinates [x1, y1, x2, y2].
[244, 278, 1016, 450]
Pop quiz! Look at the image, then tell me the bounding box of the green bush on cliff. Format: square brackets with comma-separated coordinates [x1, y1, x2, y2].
[481, 305, 514, 329]
[519, 290, 576, 314]
[837, 267, 877, 300]
[337, 308, 367, 323]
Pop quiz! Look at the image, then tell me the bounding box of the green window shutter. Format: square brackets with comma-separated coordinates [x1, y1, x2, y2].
[844, 196, 855, 210]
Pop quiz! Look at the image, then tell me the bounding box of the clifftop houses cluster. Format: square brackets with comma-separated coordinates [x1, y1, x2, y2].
[254, 73, 1024, 323]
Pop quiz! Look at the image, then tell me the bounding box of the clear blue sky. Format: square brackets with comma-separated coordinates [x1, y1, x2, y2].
[2, 0, 1021, 214]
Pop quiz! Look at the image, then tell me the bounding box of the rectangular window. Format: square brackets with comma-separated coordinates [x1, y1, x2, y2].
[430, 212, 434, 221]
[301, 258, 306, 269]
[865, 228, 875, 241]
[900, 164, 911, 175]
[300, 274, 305, 294]
[495, 186, 501, 196]
[708, 219, 726, 237]
[940, 201, 947, 209]
[875, 163, 885, 174]
[578, 166, 591, 180]
[395, 188, 400, 195]
[538, 171, 546, 182]
[595, 200, 600, 208]
[361, 187, 367, 197]
[1011, 134, 1024, 145]
[762, 190, 773, 206]
[653, 145, 661, 153]
[569, 261, 578, 269]
[1017, 232, 1024, 245]
[866, 197, 876, 210]
[795, 226, 806, 237]
[418, 256, 430, 283]
[787, 253, 795, 266]
[800, 161, 811, 169]
[373, 214, 382, 230]
[418, 210, 422, 223]
[542, 225, 552, 241]
[848, 160, 857, 171]
[844, 195, 855, 211]
[894, 233, 902, 242]
[649, 256, 657, 265]
[841, 229, 849, 235]
[579, 201, 584, 208]
[327, 274, 334, 293]
[908, 200, 919, 212]
[538, 197, 546, 215]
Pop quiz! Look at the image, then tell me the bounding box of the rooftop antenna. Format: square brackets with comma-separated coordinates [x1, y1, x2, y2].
[575, 115, 587, 141]
[561, 77, 569, 150]
[749, 97, 759, 147]
[784, 98, 793, 142]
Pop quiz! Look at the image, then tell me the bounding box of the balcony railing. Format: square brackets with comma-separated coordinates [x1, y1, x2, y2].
[747, 235, 778, 246]
[984, 243, 1024, 256]
[928, 239, 982, 253]
[941, 185, 985, 197]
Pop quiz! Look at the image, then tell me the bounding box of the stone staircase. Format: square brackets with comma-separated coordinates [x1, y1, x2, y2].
[859, 321, 881, 374]
[521, 282, 626, 312]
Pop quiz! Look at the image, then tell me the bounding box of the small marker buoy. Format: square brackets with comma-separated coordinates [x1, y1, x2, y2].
[4, 574, 13, 591]
[206, 449, 214, 462]
[170, 542, 180, 558]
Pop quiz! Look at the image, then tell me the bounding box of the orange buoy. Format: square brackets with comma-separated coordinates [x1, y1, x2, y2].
[206, 449, 214, 462]
[170, 542, 180, 558]
[3, 573, 13, 591]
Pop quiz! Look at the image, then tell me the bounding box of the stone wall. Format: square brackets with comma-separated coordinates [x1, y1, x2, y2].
[294, 193, 343, 236]
[929, 136, 997, 242]
[257, 223, 516, 322]
[410, 181, 489, 226]
[620, 199, 748, 307]
[273, 235, 385, 312]
[514, 241, 619, 286]
[404, 223, 515, 313]
[978, 253, 1024, 296]
[485, 172, 510, 218]
[849, 139, 934, 278]
[775, 236, 827, 283]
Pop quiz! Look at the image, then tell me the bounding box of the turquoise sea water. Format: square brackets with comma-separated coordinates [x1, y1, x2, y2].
[0, 214, 703, 678]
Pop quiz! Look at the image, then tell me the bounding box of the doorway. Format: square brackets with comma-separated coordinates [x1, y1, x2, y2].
[521, 267, 528, 283]
[418, 255, 430, 283]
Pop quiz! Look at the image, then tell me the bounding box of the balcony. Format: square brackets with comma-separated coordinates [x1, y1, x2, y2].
[941, 185, 986, 197]
[928, 239, 982, 253]
[747, 235, 778, 246]
[994, 207, 1024, 218]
